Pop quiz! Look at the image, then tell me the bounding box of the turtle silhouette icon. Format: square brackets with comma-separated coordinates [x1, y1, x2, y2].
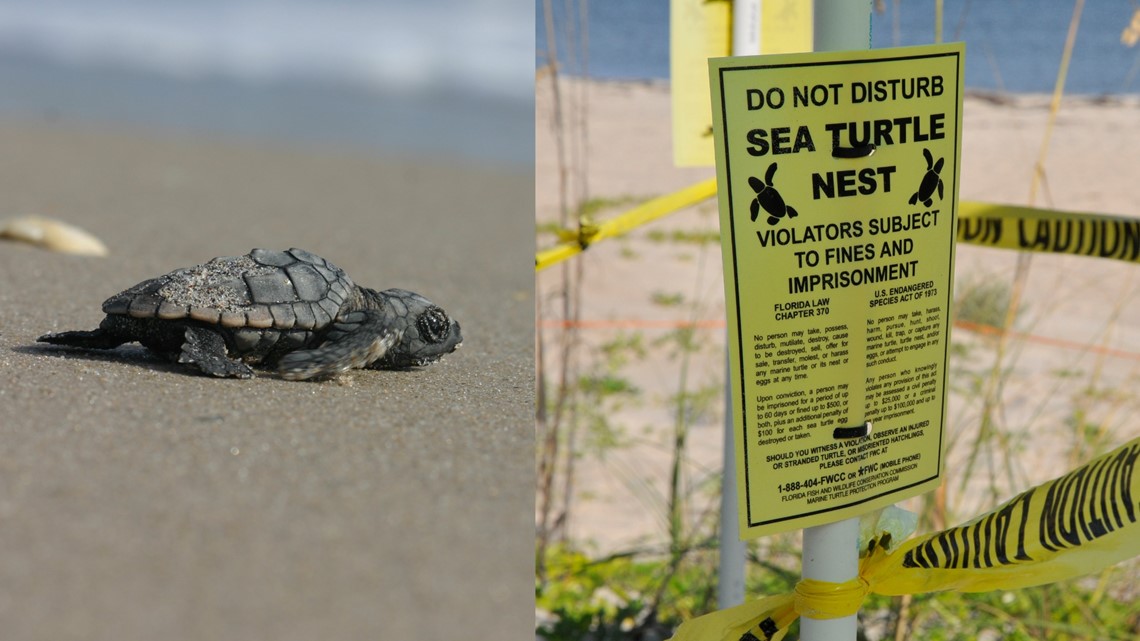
[749, 162, 798, 226]
[908, 148, 945, 207]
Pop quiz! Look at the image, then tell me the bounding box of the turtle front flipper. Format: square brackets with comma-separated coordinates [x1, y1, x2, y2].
[38, 325, 131, 349]
[179, 325, 254, 379]
[277, 309, 398, 380]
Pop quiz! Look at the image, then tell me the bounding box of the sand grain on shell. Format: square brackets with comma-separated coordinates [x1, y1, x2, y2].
[157, 255, 277, 312]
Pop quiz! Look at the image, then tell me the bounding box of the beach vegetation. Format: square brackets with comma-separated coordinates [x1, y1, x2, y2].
[953, 275, 1021, 329]
[537, 3, 1140, 640]
[646, 228, 721, 245]
[577, 195, 647, 218]
[650, 291, 684, 307]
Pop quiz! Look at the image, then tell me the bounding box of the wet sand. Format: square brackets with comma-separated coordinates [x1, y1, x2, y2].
[0, 124, 533, 639]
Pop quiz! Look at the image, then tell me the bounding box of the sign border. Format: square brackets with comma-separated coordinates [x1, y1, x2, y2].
[715, 48, 963, 530]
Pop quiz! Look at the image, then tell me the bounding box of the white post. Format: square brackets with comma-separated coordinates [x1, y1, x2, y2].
[718, 357, 747, 608]
[732, 0, 761, 58]
[801, 519, 861, 638]
[718, 0, 762, 611]
[800, 2, 870, 640]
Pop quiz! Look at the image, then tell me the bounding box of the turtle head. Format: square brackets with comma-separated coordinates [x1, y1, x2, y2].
[366, 288, 462, 368]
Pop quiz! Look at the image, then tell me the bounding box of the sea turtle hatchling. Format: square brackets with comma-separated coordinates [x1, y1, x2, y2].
[37, 248, 462, 380]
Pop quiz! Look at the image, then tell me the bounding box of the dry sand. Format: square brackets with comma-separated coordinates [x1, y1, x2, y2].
[0, 125, 533, 639]
[537, 78, 1140, 553]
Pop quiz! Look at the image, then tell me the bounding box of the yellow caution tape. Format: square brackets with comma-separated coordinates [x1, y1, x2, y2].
[537, 179, 1140, 272]
[536, 178, 718, 271]
[673, 594, 797, 641]
[671, 435, 1140, 641]
[793, 577, 869, 620]
[958, 202, 1140, 263]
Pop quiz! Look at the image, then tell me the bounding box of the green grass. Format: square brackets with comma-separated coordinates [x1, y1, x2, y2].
[954, 276, 1020, 328]
[536, 220, 565, 237]
[646, 229, 721, 245]
[578, 374, 638, 396]
[536, 196, 648, 239]
[650, 291, 684, 307]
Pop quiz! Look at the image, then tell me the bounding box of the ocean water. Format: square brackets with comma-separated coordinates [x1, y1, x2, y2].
[0, 0, 535, 165]
[538, 0, 1140, 95]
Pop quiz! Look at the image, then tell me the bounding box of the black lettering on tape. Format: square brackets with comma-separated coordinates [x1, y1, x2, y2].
[957, 217, 1003, 245]
[959, 526, 970, 569]
[1079, 454, 1108, 540]
[937, 528, 953, 569]
[898, 439, 1137, 569]
[975, 515, 984, 565]
[1018, 219, 1140, 261]
[1040, 443, 1139, 552]
[993, 489, 1034, 564]
[903, 489, 1035, 570]
[981, 512, 995, 568]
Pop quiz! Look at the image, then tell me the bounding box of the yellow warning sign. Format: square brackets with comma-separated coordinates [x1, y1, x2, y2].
[670, 0, 812, 167]
[710, 44, 965, 538]
[670, 434, 1140, 641]
[670, 0, 729, 167]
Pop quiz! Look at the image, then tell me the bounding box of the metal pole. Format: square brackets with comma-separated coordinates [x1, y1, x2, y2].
[800, 2, 871, 640]
[813, 0, 871, 52]
[718, 0, 761, 610]
[801, 518, 861, 639]
[732, 0, 761, 58]
[718, 356, 747, 608]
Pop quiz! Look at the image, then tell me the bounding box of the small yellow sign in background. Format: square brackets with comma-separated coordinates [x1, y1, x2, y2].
[710, 44, 965, 538]
[670, 0, 812, 167]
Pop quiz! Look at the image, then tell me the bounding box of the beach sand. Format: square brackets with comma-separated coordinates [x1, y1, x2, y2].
[0, 125, 533, 639]
[537, 78, 1140, 553]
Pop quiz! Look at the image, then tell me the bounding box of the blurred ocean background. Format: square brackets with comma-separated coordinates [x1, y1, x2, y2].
[537, 0, 1140, 95]
[0, 0, 534, 165]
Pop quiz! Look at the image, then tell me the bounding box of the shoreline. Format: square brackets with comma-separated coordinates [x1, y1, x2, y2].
[0, 55, 534, 167]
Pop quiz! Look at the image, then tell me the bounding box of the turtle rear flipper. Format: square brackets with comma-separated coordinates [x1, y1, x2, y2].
[179, 325, 254, 379]
[38, 327, 131, 349]
[277, 309, 398, 380]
